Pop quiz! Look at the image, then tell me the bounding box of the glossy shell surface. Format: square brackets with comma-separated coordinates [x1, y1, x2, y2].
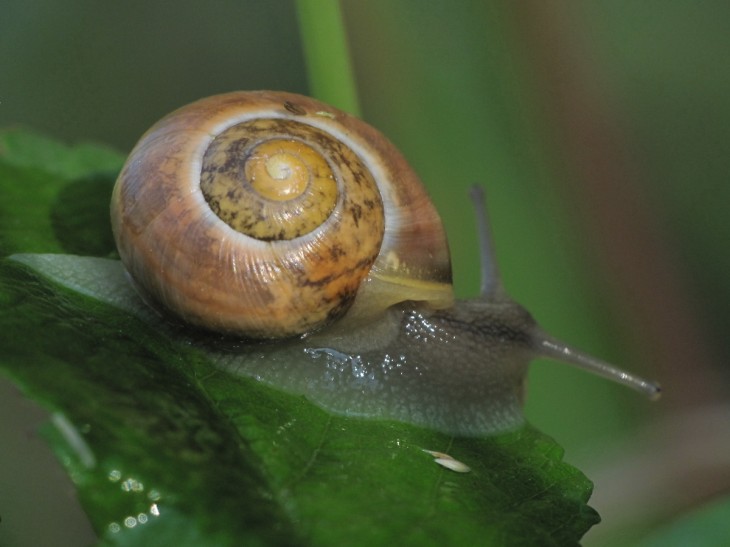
[111, 91, 453, 338]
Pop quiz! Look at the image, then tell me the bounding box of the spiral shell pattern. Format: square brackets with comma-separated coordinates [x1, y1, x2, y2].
[111, 91, 453, 338]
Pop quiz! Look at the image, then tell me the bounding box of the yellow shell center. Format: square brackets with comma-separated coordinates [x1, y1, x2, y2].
[246, 141, 315, 201]
[200, 120, 341, 241]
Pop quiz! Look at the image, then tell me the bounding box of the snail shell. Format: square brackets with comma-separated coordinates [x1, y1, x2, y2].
[111, 91, 452, 339]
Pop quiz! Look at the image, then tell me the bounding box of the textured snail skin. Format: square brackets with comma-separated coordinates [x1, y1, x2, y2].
[211, 297, 536, 436]
[111, 91, 453, 339]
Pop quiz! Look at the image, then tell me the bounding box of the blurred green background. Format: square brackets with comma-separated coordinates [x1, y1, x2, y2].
[1, 1, 728, 545]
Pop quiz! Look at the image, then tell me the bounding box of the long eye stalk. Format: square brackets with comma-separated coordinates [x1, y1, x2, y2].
[469, 185, 504, 299]
[469, 185, 661, 400]
[535, 329, 662, 399]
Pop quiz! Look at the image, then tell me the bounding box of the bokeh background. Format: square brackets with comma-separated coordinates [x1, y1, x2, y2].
[1, 1, 728, 545]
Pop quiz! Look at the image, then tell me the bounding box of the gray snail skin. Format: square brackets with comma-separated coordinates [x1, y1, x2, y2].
[110, 91, 660, 436]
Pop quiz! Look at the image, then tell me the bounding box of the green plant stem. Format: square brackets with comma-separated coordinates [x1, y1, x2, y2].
[295, 0, 360, 115]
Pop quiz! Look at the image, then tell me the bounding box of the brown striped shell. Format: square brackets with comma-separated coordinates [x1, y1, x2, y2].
[110, 91, 454, 339]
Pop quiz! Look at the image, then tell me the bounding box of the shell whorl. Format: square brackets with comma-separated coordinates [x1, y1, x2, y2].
[111, 91, 453, 338]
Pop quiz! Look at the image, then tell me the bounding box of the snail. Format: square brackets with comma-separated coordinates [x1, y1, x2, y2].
[110, 90, 660, 436]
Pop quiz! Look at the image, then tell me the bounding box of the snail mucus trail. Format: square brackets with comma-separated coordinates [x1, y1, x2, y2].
[111, 91, 661, 436]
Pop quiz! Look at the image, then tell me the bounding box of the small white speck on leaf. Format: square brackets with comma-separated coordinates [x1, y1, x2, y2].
[422, 449, 471, 473]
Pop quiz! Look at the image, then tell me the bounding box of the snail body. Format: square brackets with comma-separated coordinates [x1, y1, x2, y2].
[210, 298, 537, 435]
[111, 91, 660, 435]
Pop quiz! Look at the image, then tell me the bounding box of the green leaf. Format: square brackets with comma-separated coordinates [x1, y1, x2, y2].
[0, 128, 123, 258]
[0, 128, 123, 180]
[0, 131, 599, 545]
